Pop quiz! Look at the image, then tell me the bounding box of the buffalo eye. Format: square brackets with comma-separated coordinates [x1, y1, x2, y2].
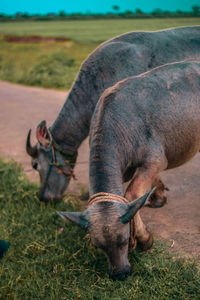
[32, 161, 38, 170]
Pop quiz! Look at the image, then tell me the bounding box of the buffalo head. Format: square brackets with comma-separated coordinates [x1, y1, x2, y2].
[26, 120, 76, 203]
[57, 189, 154, 280]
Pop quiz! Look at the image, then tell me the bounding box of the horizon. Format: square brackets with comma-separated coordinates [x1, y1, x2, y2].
[1, 0, 200, 15]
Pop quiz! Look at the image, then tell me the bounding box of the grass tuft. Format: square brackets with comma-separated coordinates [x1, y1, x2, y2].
[23, 51, 75, 89]
[0, 157, 200, 299]
[0, 36, 97, 90]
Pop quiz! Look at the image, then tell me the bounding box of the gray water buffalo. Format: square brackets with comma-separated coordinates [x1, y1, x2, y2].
[58, 61, 200, 280]
[26, 26, 200, 204]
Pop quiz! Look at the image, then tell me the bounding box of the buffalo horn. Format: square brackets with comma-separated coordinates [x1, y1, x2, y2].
[26, 129, 38, 157]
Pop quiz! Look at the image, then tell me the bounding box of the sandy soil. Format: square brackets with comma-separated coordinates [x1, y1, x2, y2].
[0, 80, 200, 260]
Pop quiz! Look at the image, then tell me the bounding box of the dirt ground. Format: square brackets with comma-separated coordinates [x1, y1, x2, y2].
[0, 80, 200, 261]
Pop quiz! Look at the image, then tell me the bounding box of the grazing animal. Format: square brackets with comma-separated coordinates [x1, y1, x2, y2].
[26, 26, 200, 203]
[58, 61, 200, 280]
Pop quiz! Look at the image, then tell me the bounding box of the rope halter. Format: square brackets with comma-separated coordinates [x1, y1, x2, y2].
[50, 143, 77, 180]
[39, 134, 78, 202]
[88, 192, 137, 251]
[51, 135, 77, 167]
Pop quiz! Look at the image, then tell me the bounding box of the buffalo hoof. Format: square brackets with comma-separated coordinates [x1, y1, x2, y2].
[138, 232, 154, 251]
[147, 195, 167, 208]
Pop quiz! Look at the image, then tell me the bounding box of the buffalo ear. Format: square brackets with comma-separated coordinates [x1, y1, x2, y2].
[57, 211, 90, 230]
[120, 187, 156, 224]
[36, 120, 52, 148]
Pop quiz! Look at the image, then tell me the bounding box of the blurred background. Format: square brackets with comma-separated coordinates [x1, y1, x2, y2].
[0, 0, 199, 90]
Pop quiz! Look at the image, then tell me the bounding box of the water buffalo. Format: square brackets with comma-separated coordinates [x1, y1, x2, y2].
[58, 61, 200, 280]
[26, 26, 200, 203]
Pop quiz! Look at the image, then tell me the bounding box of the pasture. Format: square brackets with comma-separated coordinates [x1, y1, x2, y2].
[0, 158, 200, 299]
[0, 18, 200, 89]
[0, 18, 200, 43]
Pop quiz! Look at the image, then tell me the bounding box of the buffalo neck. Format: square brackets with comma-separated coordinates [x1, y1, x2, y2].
[89, 136, 124, 197]
[50, 75, 95, 154]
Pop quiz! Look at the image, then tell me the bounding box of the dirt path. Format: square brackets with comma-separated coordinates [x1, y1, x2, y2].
[0, 80, 200, 260]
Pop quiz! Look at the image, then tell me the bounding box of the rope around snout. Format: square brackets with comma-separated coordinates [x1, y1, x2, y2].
[88, 192, 136, 251]
[88, 192, 129, 206]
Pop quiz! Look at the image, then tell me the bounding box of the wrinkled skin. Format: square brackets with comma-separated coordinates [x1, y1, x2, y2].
[27, 26, 200, 203]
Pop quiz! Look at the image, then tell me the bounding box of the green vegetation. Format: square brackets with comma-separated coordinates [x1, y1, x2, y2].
[0, 18, 200, 43]
[22, 51, 75, 89]
[0, 157, 200, 299]
[0, 37, 97, 89]
[0, 18, 199, 89]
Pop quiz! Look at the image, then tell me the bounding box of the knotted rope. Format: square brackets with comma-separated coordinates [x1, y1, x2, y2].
[88, 192, 137, 251]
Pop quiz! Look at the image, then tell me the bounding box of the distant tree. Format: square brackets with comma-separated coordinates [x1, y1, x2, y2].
[192, 5, 200, 15]
[22, 12, 29, 18]
[163, 10, 172, 17]
[15, 12, 22, 17]
[135, 8, 144, 16]
[152, 8, 163, 16]
[59, 10, 66, 17]
[124, 10, 134, 15]
[176, 10, 184, 15]
[112, 5, 120, 12]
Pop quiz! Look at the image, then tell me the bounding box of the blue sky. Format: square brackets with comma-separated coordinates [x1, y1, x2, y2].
[1, 0, 199, 15]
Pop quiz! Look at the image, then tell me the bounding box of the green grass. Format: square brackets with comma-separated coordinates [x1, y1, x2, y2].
[0, 157, 200, 299]
[0, 37, 97, 89]
[0, 18, 200, 43]
[0, 18, 199, 89]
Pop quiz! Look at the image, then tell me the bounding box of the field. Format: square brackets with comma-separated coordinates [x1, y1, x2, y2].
[0, 18, 200, 43]
[0, 37, 95, 89]
[0, 18, 199, 89]
[0, 158, 200, 299]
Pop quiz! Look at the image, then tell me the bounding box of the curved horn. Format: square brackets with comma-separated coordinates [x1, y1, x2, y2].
[26, 129, 38, 157]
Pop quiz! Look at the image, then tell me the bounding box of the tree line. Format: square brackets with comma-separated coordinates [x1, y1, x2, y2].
[0, 5, 200, 22]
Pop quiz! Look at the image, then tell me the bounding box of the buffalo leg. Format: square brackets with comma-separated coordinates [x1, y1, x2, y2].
[148, 175, 169, 208]
[125, 166, 160, 250]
